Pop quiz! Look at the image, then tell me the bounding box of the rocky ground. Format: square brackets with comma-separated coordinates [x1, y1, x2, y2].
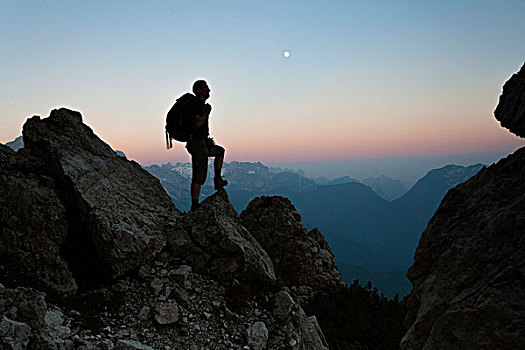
[1, 253, 327, 349]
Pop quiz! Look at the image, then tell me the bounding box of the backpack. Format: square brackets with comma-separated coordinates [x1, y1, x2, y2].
[165, 92, 196, 149]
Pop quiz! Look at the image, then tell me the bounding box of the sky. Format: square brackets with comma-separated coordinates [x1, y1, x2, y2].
[1, 0, 524, 182]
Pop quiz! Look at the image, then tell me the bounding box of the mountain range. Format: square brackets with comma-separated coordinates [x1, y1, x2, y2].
[141, 159, 482, 297]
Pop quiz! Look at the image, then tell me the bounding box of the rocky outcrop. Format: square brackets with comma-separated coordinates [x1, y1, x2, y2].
[168, 190, 277, 286]
[1, 108, 335, 349]
[402, 66, 525, 349]
[0, 284, 74, 349]
[0, 144, 77, 295]
[241, 196, 343, 293]
[20, 108, 181, 281]
[495, 62, 525, 138]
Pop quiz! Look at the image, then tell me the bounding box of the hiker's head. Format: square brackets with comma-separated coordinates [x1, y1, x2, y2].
[193, 80, 210, 101]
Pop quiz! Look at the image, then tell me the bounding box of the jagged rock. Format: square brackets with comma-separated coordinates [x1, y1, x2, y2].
[153, 301, 179, 324]
[272, 291, 329, 350]
[495, 62, 525, 138]
[169, 265, 192, 288]
[0, 285, 76, 348]
[137, 306, 150, 321]
[308, 316, 328, 348]
[274, 291, 295, 321]
[241, 196, 342, 290]
[169, 190, 276, 285]
[44, 307, 64, 328]
[0, 316, 31, 349]
[402, 147, 525, 349]
[0, 144, 77, 295]
[0, 286, 48, 331]
[21, 108, 181, 281]
[246, 321, 269, 350]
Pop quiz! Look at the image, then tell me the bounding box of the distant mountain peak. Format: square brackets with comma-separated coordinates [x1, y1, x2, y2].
[5, 136, 24, 151]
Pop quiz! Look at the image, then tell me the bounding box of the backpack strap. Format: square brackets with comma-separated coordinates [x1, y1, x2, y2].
[166, 130, 173, 149]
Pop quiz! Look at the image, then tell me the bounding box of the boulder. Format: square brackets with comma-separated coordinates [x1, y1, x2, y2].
[246, 321, 269, 350]
[153, 301, 179, 325]
[272, 291, 329, 350]
[0, 316, 31, 350]
[401, 147, 525, 349]
[21, 108, 181, 280]
[168, 190, 276, 286]
[0, 144, 77, 295]
[494, 62, 525, 138]
[241, 196, 342, 290]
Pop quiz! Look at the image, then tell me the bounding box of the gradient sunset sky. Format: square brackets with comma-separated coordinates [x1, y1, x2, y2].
[1, 0, 524, 168]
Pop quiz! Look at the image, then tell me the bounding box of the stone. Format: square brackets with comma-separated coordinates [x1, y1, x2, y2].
[246, 321, 268, 350]
[138, 306, 150, 321]
[308, 316, 328, 348]
[0, 286, 48, 330]
[44, 308, 64, 327]
[0, 316, 31, 349]
[154, 301, 179, 325]
[273, 291, 295, 321]
[241, 196, 342, 291]
[494, 62, 525, 138]
[21, 108, 182, 281]
[169, 265, 193, 288]
[169, 190, 276, 286]
[150, 278, 163, 295]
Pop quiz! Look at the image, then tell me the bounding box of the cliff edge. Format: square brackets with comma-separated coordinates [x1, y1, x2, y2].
[402, 62, 525, 349]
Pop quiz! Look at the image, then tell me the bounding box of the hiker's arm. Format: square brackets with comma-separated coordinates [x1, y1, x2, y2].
[193, 104, 211, 127]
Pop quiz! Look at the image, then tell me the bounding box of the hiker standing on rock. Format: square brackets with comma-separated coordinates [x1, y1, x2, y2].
[187, 80, 228, 210]
[165, 80, 228, 211]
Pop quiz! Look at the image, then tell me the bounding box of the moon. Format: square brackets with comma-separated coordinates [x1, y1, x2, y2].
[283, 50, 290, 58]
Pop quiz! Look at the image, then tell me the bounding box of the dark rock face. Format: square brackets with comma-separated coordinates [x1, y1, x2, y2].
[168, 190, 277, 285]
[401, 148, 525, 349]
[495, 62, 525, 138]
[0, 145, 77, 295]
[21, 108, 180, 281]
[241, 196, 343, 292]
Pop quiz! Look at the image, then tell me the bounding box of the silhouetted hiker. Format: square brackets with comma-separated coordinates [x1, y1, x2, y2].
[184, 80, 228, 210]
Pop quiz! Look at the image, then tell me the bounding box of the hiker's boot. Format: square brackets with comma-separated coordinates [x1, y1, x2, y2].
[214, 176, 228, 190]
[190, 198, 200, 212]
[190, 202, 200, 212]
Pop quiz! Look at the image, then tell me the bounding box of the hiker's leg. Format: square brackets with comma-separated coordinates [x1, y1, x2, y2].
[209, 144, 227, 190]
[214, 155, 224, 176]
[190, 158, 207, 209]
[187, 139, 208, 209]
[191, 181, 202, 205]
[209, 144, 225, 176]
